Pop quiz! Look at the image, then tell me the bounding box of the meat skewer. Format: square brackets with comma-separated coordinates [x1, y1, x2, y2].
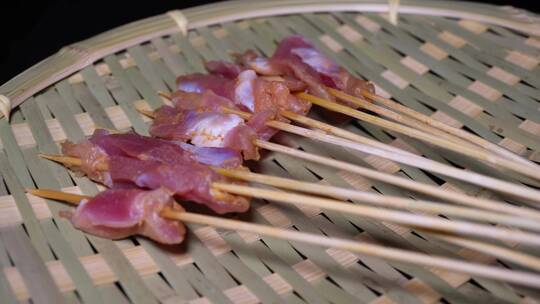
[138, 101, 540, 209]
[32, 154, 540, 275]
[229, 34, 539, 180]
[219, 106, 540, 203]
[145, 36, 540, 205]
[40, 153, 540, 247]
[41, 153, 540, 230]
[25, 188, 540, 289]
[59, 129, 250, 214]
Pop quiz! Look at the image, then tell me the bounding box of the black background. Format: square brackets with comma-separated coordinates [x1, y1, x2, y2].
[0, 0, 537, 84]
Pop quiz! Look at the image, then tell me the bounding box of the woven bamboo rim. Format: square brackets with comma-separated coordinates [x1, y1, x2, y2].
[1, 0, 539, 119]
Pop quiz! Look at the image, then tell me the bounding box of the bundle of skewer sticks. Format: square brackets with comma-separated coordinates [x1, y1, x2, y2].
[150, 89, 540, 209]
[24, 188, 540, 289]
[24, 34, 540, 291]
[31, 84, 540, 288]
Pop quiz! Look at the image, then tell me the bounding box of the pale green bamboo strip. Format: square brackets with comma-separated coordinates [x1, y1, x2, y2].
[247, 238, 334, 304]
[172, 33, 206, 72]
[55, 80, 85, 114]
[124, 67, 164, 109]
[87, 236, 159, 304]
[150, 37, 185, 77]
[0, 239, 17, 304]
[0, 226, 65, 303]
[456, 283, 512, 304]
[0, 153, 54, 262]
[196, 27, 235, 59]
[80, 67, 117, 107]
[145, 46, 177, 89]
[184, 233, 236, 303]
[413, 16, 540, 112]
[128, 45, 170, 93]
[0, 119, 37, 186]
[102, 63, 151, 134]
[428, 17, 539, 74]
[484, 27, 540, 56]
[191, 33, 220, 60]
[186, 230, 239, 290]
[137, 239, 199, 301]
[71, 83, 116, 130]
[217, 253, 284, 304]
[181, 264, 236, 304]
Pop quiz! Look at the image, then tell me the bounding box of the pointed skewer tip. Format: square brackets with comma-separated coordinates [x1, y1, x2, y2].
[157, 91, 172, 100]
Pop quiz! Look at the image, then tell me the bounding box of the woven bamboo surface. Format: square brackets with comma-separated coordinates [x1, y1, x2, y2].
[1, 1, 540, 303]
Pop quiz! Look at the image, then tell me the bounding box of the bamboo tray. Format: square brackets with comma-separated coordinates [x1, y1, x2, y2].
[1, 0, 540, 303]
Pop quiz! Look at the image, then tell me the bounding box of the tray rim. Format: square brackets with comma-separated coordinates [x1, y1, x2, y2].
[0, 0, 539, 120]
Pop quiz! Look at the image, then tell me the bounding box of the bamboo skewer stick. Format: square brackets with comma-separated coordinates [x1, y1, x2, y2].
[220, 106, 540, 205]
[36, 157, 540, 274]
[280, 109, 416, 157]
[425, 232, 540, 273]
[329, 88, 479, 150]
[25, 188, 540, 289]
[38, 154, 540, 274]
[296, 92, 540, 182]
[99, 103, 538, 219]
[148, 95, 540, 211]
[214, 168, 540, 230]
[274, 121, 540, 204]
[212, 183, 540, 247]
[157, 92, 443, 159]
[334, 87, 538, 169]
[36, 154, 540, 246]
[255, 140, 540, 220]
[41, 153, 540, 229]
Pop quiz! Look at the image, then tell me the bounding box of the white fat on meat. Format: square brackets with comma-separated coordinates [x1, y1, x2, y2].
[187, 114, 244, 147]
[178, 81, 203, 93]
[234, 70, 257, 112]
[291, 48, 339, 75]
